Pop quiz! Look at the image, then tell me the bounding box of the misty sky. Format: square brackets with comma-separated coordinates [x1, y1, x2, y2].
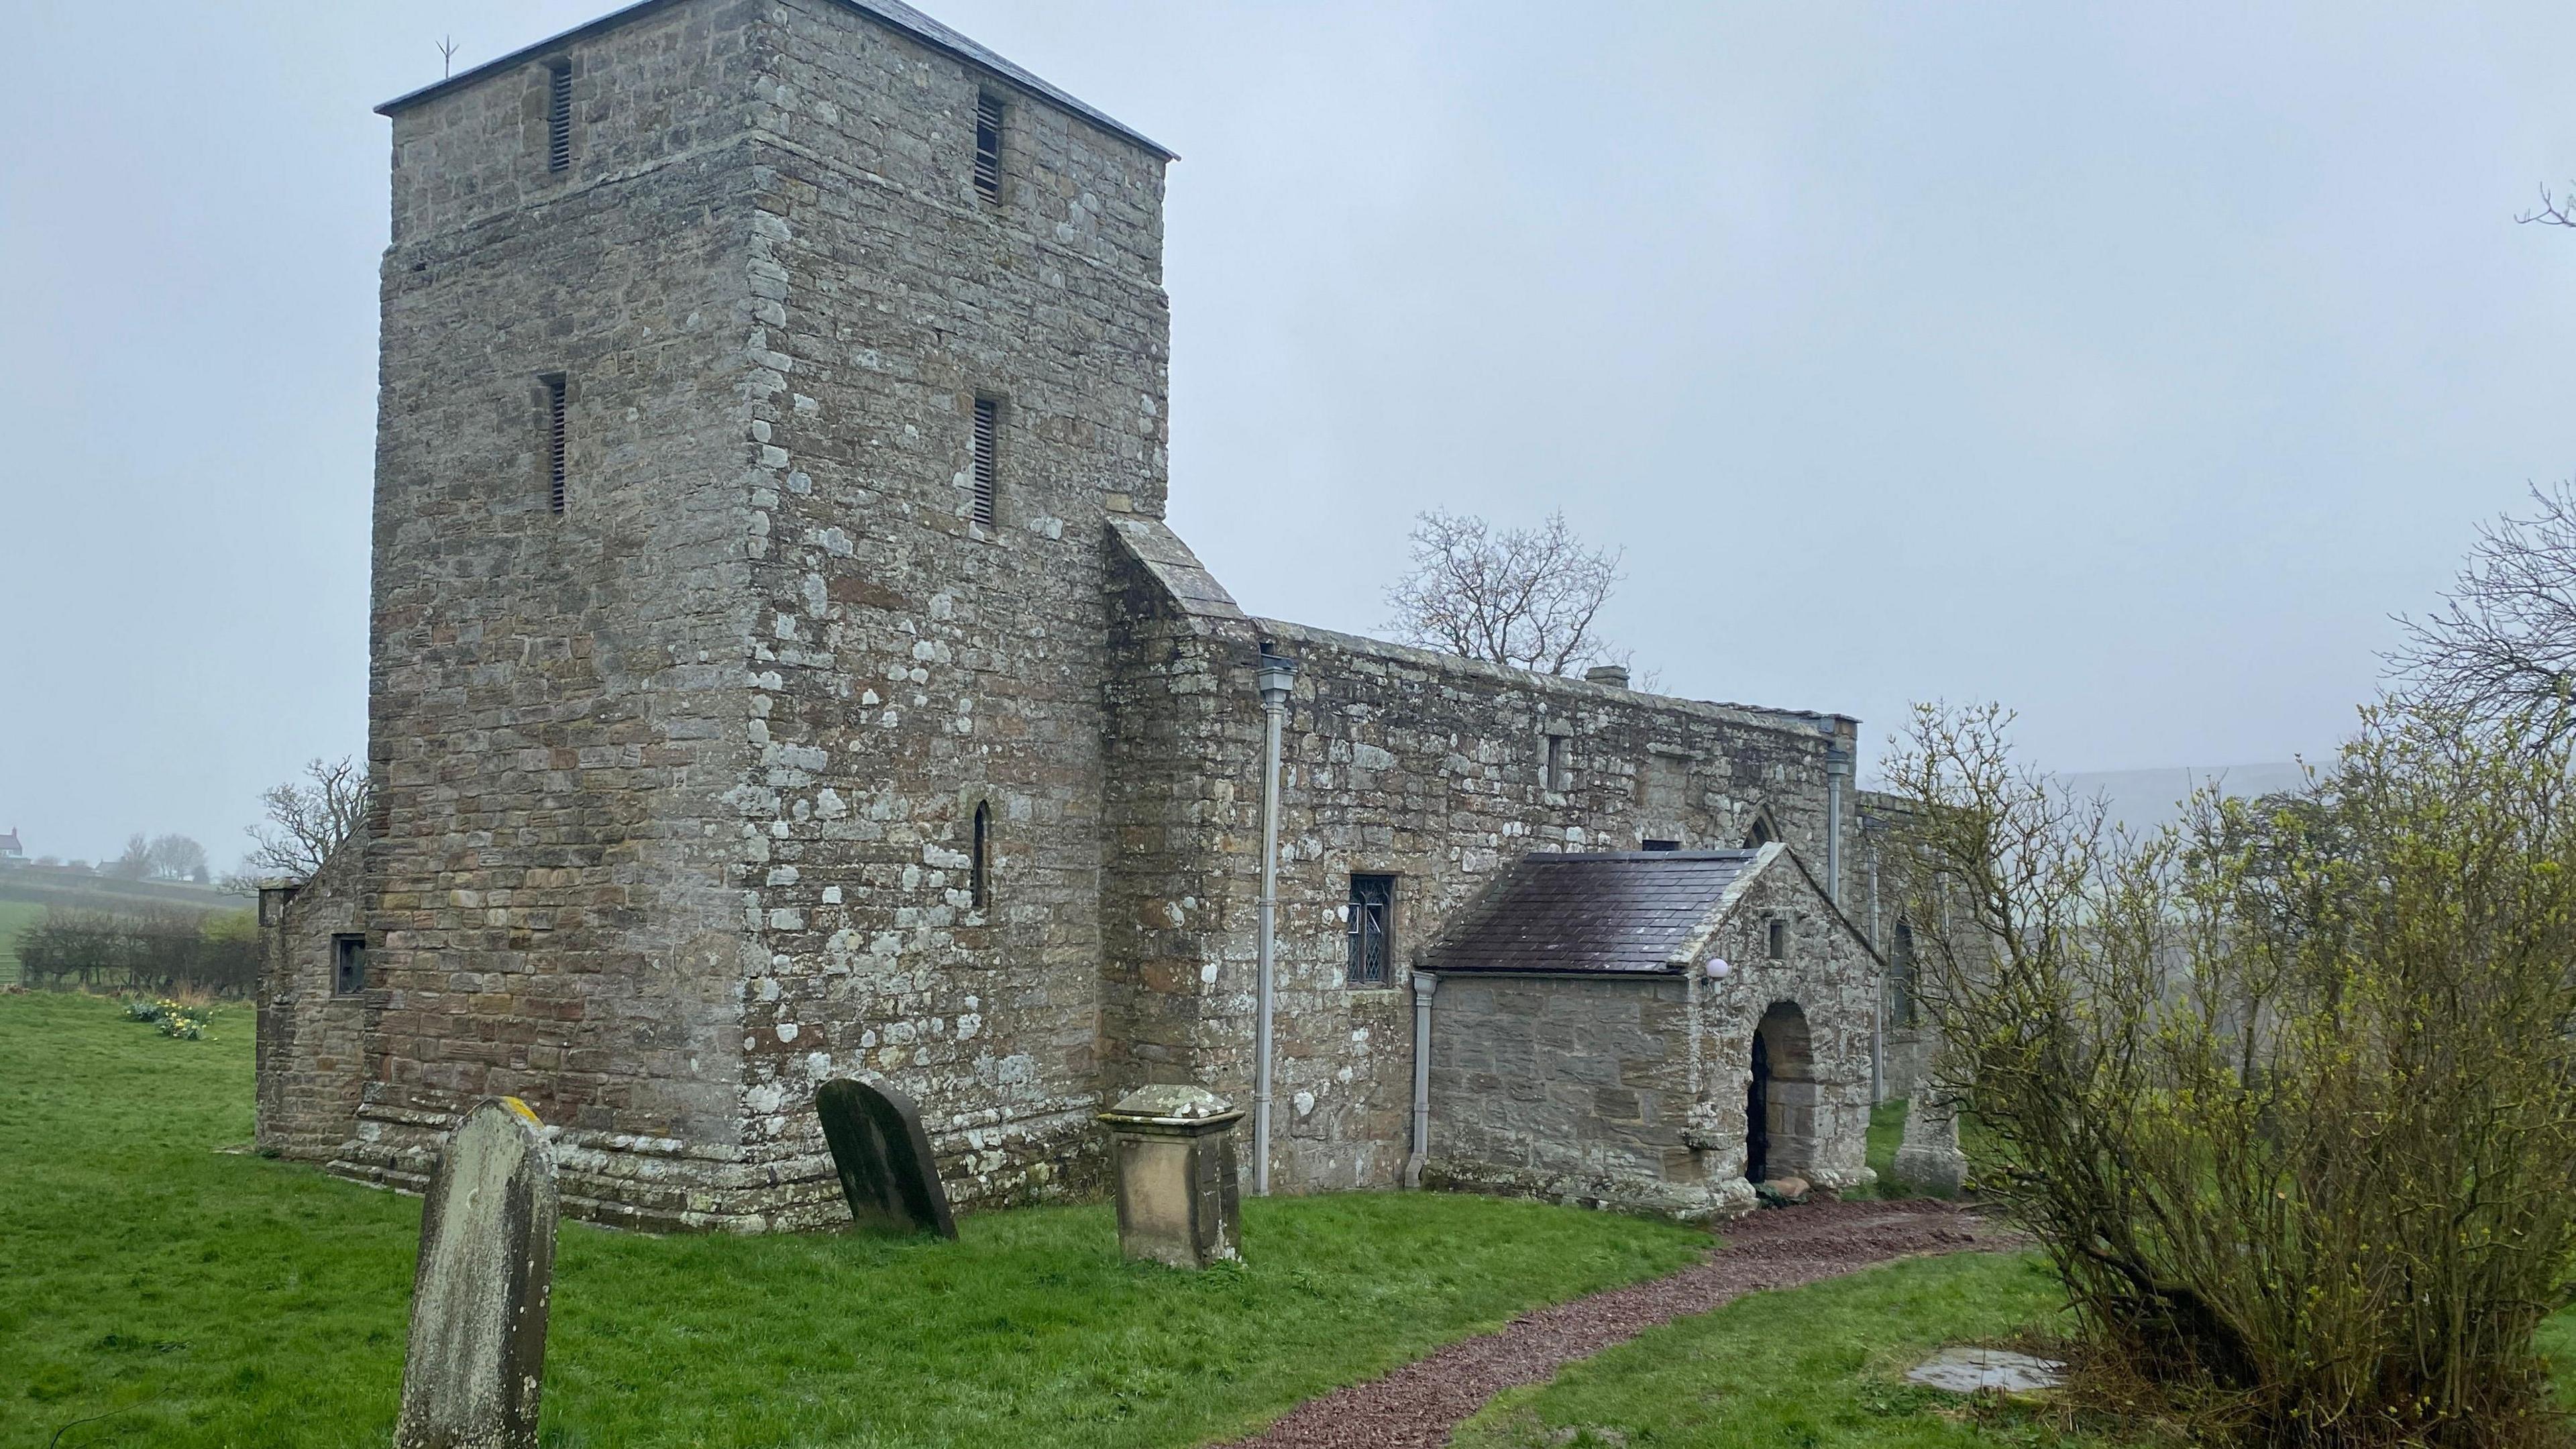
[5, 1, 2573, 869]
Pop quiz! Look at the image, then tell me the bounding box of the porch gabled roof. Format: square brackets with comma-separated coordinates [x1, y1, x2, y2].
[1419, 847, 1773, 976]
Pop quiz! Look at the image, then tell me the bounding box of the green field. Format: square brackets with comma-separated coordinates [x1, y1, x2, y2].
[0, 991, 1711, 1448]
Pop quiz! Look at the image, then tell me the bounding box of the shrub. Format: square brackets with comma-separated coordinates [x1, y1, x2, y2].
[1888, 700, 2576, 1448]
[17, 907, 258, 996]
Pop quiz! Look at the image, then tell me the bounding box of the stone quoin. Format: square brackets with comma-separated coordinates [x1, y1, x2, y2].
[256, 0, 1923, 1228]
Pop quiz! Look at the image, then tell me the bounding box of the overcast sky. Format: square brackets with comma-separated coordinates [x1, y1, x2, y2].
[4, 1, 2573, 867]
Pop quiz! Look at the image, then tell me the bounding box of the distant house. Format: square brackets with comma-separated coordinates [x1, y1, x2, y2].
[0, 828, 23, 867]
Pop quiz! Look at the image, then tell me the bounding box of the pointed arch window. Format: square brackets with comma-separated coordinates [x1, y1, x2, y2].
[1743, 815, 1774, 849]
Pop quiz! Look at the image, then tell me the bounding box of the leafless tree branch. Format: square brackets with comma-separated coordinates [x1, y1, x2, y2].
[1383, 509, 1635, 679]
[2518, 184, 2576, 229]
[2389, 482, 2576, 735]
[237, 756, 372, 883]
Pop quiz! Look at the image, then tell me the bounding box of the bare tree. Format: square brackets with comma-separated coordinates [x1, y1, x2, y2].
[1384, 509, 1632, 677]
[2389, 482, 2576, 731]
[105, 834, 152, 881]
[239, 757, 372, 882]
[145, 834, 209, 883]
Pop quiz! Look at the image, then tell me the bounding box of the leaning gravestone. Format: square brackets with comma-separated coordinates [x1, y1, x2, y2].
[394, 1097, 559, 1449]
[815, 1077, 957, 1238]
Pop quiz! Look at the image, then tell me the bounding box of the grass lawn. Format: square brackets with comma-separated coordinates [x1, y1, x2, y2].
[1457, 1252, 2106, 1449]
[0, 900, 44, 983]
[1866, 1097, 1906, 1191]
[0, 990, 1707, 1448]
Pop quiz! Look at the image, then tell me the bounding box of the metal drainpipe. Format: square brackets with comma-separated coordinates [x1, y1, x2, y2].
[1868, 851, 1884, 1105]
[1405, 971, 1439, 1188]
[1824, 743, 1854, 906]
[1252, 649, 1297, 1196]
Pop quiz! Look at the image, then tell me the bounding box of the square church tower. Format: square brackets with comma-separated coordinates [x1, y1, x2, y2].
[289, 0, 1175, 1228]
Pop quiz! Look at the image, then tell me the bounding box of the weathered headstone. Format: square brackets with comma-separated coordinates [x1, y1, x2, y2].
[815, 1077, 957, 1238]
[1892, 1092, 1970, 1197]
[1098, 1085, 1244, 1269]
[394, 1097, 559, 1449]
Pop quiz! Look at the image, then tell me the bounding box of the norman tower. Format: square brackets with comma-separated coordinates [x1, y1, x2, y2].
[329, 0, 1172, 1227]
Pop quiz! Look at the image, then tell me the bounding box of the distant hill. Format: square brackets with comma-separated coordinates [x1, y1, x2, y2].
[0, 865, 252, 917]
[2052, 763, 2312, 837]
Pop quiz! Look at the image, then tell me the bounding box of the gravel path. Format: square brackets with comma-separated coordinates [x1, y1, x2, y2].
[1222, 1198, 2008, 1449]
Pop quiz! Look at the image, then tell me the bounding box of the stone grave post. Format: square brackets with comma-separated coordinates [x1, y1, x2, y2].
[1098, 1085, 1244, 1269]
[1892, 1091, 1969, 1197]
[394, 1097, 559, 1449]
[815, 1077, 957, 1238]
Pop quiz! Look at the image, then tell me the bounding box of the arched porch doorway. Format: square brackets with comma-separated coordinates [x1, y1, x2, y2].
[1746, 1001, 1818, 1183]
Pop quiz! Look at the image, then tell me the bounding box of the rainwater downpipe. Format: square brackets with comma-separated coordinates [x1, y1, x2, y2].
[1824, 742, 1853, 906]
[1252, 649, 1297, 1196]
[1405, 971, 1438, 1188]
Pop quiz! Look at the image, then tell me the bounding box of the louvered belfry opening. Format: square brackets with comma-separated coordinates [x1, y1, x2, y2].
[545, 60, 573, 171]
[542, 373, 569, 513]
[970, 396, 999, 528]
[973, 91, 1004, 199]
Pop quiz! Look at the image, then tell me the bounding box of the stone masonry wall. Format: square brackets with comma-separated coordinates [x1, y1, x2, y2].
[345, 1, 771, 1228]
[254, 838, 368, 1162]
[714, 0, 1172, 1226]
[1104, 523, 1864, 1195]
[1421, 973, 1701, 1214]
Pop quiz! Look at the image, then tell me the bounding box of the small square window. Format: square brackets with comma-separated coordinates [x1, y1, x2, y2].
[1766, 918, 1788, 961]
[333, 934, 368, 996]
[1346, 874, 1396, 986]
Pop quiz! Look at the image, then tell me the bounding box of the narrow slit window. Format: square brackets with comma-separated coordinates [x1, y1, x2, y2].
[970, 396, 999, 529]
[1544, 734, 1569, 792]
[1890, 920, 1917, 1027]
[1346, 874, 1396, 986]
[1767, 917, 1788, 961]
[541, 373, 569, 513]
[973, 91, 1004, 200]
[971, 801, 991, 910]
[333, 934, 367, 996]
[546, 60, 574, 172]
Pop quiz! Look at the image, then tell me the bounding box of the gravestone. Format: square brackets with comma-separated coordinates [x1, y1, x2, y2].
[1098, 1085, 1244, 1269]
[1906, 1346, 2064, 1395]
[1893, 1092, 1970, 1197]
[815, 1077, 957, 1238]
[394, 1097, 559, 1449]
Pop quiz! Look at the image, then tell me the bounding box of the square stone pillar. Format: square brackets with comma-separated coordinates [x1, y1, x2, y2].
[1098, 1086, 1244, 1269]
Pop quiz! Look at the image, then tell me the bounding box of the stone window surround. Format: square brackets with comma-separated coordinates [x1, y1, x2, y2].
[529, 56, 578, 179]
[1342, 869, 1402, 989]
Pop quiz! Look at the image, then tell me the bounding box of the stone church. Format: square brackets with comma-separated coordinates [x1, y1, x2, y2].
[256, 0, 1930, 1230]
